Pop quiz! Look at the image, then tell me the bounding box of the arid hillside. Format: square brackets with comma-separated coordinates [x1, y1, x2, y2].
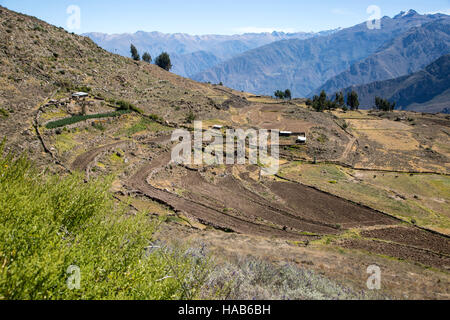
[0, 6, 243, 163]
[1, 6, 449, 300]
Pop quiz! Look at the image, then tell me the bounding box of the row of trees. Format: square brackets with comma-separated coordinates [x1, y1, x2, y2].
[274, 89, 292, 100]
[306, 91, 397, 112]
[374, 97, 396, 111]
[130, 44, 172, 71]
[306, 90, 360, 112]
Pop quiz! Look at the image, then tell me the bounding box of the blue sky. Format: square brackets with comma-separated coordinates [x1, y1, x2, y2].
[1, 0, 449, 34]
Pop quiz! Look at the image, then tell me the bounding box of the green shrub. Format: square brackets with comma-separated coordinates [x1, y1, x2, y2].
[115, 100, 143, 114]
[186, 112, 196, 123]
[32, 25, 46, 32]
[91, 122, 106, 132]
[0, 108, 9, 119]
[55, 82, 91, 94]
[0, 142, 210, 300]
[147, 114, 163, 122]
[74, 86, 92, 93]
[116, 100, 134, 110]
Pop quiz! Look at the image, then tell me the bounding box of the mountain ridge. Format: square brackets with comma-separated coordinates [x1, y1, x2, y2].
[83, 29, 338, 77]
[315, 17, 450, 95]
[192, 11, 449, 97]
[339, 54, 450, 113]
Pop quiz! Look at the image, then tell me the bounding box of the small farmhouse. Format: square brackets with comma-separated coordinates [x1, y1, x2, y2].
[296, 133, 307, 144]
[279, 131, 292, 137]
[72, 92, 89, 99]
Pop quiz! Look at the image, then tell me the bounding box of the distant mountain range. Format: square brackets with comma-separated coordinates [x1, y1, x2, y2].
[85, 10, 450, 113]
[84, 30, 337, 78]
[316, 18, 450, 95]
[193, 10, 450, 98]
[340, 54, 450, 113]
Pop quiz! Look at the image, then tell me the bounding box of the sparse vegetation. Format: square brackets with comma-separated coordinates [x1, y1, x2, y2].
[186, 111, 196, 123]
[54, 131, 78, 153]
[204, 256, 383, 300]
[91, 121, 106, 132]
[125, 117, 170, 136]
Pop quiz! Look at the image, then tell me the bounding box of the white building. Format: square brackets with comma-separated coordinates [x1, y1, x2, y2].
[296, 133, 307, 144]
[279, 131, 292, 137]
[296, 136, 307, 144]
[72, 92, 89, 99]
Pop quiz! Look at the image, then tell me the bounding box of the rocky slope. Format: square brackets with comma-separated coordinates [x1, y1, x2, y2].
[0, 6, 230, 160]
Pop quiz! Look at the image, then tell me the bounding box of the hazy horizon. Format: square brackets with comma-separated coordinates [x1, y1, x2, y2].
[1, 0, 449, 35]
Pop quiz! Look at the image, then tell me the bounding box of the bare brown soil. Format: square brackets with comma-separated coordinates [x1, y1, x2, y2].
[121, 147, 403, 240]
[267, 181, 398, 229]
[361, 226, 450, 256]
[71, 140, 131, 171]
[127, 152, 315, 240]
[178, 170, 339, 234]
[339, 238, 450, 271]
[70, 131, 450, 273]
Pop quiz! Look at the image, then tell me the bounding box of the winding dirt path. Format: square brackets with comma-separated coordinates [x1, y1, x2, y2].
[337, 136, 357, 163]
[127, 152, 316, 240]
[123, 147, 407, 241]
[71, 140, 131, 171]
[70, 134, 172, 172]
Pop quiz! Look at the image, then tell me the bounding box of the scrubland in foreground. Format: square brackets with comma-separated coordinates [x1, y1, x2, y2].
[0, 143, 384, 300]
